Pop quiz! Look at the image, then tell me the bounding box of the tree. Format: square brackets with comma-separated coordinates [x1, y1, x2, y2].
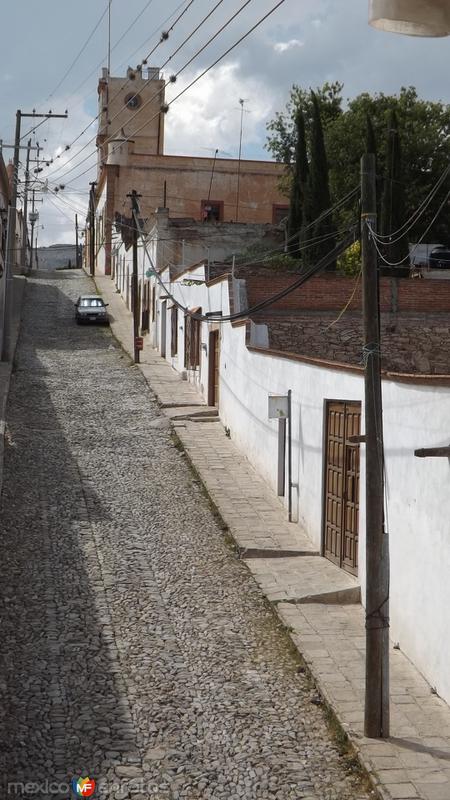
[287, 108, 308, 248]
[380, 109, 410, 269]
[267, 85, 450, 246]
[301, 92, 336, 270]
[366, 114, 377, 160]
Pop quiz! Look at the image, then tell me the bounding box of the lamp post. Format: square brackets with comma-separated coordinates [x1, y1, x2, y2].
[369, 0, 450, 37]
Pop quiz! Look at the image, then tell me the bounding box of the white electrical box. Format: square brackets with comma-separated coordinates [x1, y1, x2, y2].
[268, 395, 289, 419]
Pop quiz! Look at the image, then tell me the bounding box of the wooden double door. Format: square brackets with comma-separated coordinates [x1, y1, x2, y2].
[208, 330, 220, 407]
[323, 401, 361, 576]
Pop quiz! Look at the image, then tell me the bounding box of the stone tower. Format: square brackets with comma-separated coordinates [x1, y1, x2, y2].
[96, 66, 166, 171]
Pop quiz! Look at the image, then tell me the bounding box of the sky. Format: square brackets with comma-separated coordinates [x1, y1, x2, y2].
[1, 0, 449, 245]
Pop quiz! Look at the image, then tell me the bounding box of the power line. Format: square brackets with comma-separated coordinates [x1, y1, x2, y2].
[40, 0, 199, 180]
[370, 165, 450, 245]
[48, 0, 290, 188]
[134, 206, 358, 323]
[46, 3, 111, 101]
[367, 189, 450, 267]
[46, 0, 257, 185]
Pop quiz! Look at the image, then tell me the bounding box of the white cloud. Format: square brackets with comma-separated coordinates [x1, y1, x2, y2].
[274, 39, 304, 53]
[164, 62, 276, 160]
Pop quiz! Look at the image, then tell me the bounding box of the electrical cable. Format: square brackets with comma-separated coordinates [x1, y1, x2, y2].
[367, 189, 450, 267]
[42, 180, 358, 274]
[46, 0, 259, 184]
[45, 3, 111, 101]
[370, 165, 450, 244]
[40, 0, 196, 181]
[133, 203, 358, 323]
[47, 0, 291, 192]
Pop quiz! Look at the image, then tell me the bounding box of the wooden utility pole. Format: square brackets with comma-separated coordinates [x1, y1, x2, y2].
[29, 191, 37, 269]
[129, 190, 142, 364]
[361, 153, 390, 739]
[20, 139, 32, 272]
[89, 181, 97, 276]
[75, 214, 80, 268]
[2, 109, 67, 360]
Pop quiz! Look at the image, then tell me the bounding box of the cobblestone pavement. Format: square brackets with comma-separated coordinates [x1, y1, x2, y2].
[0, 271, 371, 800]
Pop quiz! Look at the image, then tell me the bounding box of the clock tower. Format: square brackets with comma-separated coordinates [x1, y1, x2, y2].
[97, 66, 166, 169]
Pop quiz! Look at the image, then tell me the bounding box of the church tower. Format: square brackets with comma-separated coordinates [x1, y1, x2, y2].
[96, 66, 166, 172]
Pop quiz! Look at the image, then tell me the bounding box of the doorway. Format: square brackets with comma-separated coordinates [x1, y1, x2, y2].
[322, 400, 361, 576]
[160, 301, 167, 359]
[208, 330, 220, 407]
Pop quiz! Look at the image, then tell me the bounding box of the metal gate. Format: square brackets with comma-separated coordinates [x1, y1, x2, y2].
[323, 401, 361, 576]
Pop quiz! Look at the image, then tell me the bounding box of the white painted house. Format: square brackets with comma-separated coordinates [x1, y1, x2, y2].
[126, 253, 450, 702]
[110, 216, 450, 709]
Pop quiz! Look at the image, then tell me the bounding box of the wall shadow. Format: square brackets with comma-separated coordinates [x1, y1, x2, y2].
[0, 272, 139, 797]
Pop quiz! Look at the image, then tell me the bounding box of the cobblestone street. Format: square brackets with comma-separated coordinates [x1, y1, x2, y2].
[0, 270, 371, 800]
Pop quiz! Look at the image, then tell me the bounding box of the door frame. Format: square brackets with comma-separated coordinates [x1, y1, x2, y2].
[321, 398, 361, 575]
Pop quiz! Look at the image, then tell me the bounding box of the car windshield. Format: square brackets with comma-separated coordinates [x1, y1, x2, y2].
[80, 298, 104, 307]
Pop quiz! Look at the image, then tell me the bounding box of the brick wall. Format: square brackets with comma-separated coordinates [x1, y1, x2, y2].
[243, 271, 450, 313]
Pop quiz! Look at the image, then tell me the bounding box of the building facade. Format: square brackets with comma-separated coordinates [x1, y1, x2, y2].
[89, 66, 287, 275]
[136, 258, 450, 708]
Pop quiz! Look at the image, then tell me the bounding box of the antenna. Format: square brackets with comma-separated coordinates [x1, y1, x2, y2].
[108, 0, 112, 76]
[235, 99, 249, 222]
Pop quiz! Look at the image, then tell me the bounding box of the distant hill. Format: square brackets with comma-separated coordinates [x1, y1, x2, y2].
[36, 244, 82, 270]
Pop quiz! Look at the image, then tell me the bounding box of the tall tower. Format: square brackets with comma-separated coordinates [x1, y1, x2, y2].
[96, 66, 166, 171]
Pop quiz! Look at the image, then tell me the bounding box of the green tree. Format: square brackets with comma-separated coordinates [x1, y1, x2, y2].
[267, 85, 450, 246]
[301, 92, 336, 270]
[380, 109, 410, 268]
[366, 114, 377, 160]
[287, 108, 308, 249]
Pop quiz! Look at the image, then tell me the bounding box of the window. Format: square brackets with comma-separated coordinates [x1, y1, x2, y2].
[80, 298, 104, 307]
[184, 308, 201, 369]
[171, 306, 178, 357]
[201, 200, 224, 222]
[272, 204, 289, 225]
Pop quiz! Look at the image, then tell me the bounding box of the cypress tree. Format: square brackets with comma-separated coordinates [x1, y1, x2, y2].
[301, 91, 336, 270]
[380, 109, 409, 270]
[366, 114, 377, 160]
[288, 107, 308, 251]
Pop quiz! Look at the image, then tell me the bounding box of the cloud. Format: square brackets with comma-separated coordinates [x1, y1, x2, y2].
[274, 39, 304, 53]
[164, 62, 276, 159]
[2, 0, 450, 245]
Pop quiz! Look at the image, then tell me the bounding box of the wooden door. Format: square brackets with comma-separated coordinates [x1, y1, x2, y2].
[160, 301, 167, 359]
[208, 331, 220, 407]
[323, 401, 361, 576]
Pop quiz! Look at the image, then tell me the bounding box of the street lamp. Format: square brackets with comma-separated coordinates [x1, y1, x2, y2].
[369, 0, 450, 36]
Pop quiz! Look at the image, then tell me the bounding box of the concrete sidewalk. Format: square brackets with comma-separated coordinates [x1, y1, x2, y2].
[0, 275, 27, 499]
[96, 273, 450, 800]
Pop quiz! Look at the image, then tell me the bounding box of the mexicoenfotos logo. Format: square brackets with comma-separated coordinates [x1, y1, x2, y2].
[71, 777, 96, 797]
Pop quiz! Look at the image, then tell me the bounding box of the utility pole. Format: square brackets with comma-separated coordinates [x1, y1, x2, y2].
[128, 190, 142, 364]
[89, 181, 97, 276]
[29, 191, 37, 270]
[75, 214, 80, 269]
[361, 153, 390, 739]
[2, 109, 67, 361]
[20, 139, 32, 273]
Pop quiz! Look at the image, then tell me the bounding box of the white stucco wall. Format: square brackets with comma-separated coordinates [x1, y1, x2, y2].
[150, 267, 450, 707]
[219, 334, 450, 705]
